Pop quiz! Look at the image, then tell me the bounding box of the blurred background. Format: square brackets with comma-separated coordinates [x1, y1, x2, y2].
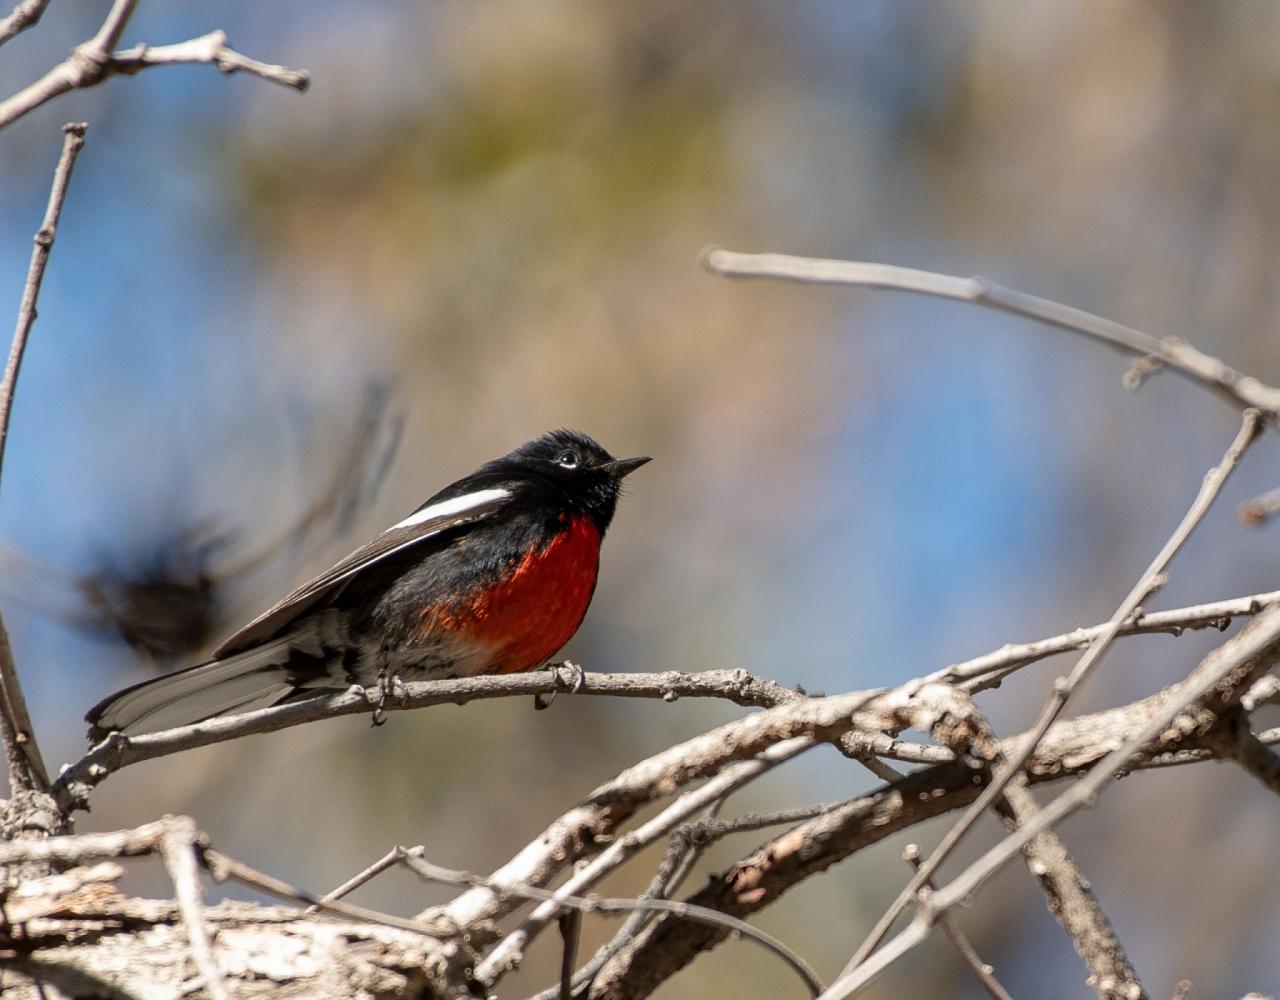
[2, 2, 1279, 996]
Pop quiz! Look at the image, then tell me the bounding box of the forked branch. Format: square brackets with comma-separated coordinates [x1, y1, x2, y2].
[0, 0, 308, 130]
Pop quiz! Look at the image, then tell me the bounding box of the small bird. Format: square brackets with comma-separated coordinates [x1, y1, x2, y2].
[86, 429, 649, 739]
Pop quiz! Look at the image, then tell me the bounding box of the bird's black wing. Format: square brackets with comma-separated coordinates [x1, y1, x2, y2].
[213, 489, 512, 657]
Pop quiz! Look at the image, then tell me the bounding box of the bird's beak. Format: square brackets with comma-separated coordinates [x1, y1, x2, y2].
[604, 456, 651, 479]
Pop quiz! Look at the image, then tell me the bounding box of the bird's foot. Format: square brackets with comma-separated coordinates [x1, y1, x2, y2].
[369, 670, 402, 727]
[557, 660, 586, 693]
[533, 660, 585, 711]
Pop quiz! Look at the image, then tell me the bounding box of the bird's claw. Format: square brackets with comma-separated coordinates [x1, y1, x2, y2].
[369, 670, 401, 727]
[533, 660, 585, 711]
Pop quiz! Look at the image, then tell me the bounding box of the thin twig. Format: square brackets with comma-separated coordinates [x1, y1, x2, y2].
[843, 410, 1262, 974]
[158, 817, 229, 1000]
[314, 846, 405, 906]
[677, 802, 848, 846]
[940, 589, 1280, 694]
[0, 0, 50, 47]
[822, 604, 1280, 998]
[530, 799, 728, 1000]
[902, 844, 1013, 1000]
[200, 846, 452, 937]
[474, 737, 818, 987]
[0, 122, 88, 796]
[110, 31, 310, 90]
[0, 0, 308, 130]
[702, 248, 1280, 416]
[400, 848, 824, 998]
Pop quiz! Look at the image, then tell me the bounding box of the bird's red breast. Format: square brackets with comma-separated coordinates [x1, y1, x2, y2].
[419, 514, 602, 674]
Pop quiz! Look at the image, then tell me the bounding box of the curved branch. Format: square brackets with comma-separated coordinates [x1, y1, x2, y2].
[703, 247, 1280, 417]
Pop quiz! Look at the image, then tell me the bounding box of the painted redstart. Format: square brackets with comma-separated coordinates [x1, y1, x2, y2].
[86, 429, 648, 739]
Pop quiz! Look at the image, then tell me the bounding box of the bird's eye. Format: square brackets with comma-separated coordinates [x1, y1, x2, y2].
[556, 450, 580, 469]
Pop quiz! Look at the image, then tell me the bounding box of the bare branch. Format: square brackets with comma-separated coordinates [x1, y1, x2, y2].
[315, 846, 405, 906]
[158, 817, 229, 1000]
[58, 667, 804, 808]
[532, 801, 726, 1000]
[825, 604, 1280, 998]
[420, 687, 895, 938]
[0, 815, 173, 865]
[676, 802, 848, 845]
[200, 846, 451, 937]
[940, 589, 1280, 694]
[588, 762, 988, 998]
[0, 860, 461, 994]
[703, 248, 1280, 417]
[59, 587, 1280, 808]
[0, 0, 50, 47]
[0, 0, 134, 129]
[88, 0, 137, 51]
[1207, 714, 1280, 797]
[474, 737, 817, 987]
[401, 849, 823, 998]
[869, 682, 1144, 999]
[0, 814, 456, 943]
[894, 686, 1145, 999]
[591, 618, 1280, 998]
[110, 31, 310, 91]
[1, 122, 89, 799]
[0, 1, 308, 130]
[998, 783, 1145, 999]
[845, 410, 1261, 973]
[902, 844, 1013, 1000]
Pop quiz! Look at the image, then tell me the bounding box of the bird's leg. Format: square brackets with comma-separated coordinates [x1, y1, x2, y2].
[370, 666, 393, 727]
[533, 660, 585, 711]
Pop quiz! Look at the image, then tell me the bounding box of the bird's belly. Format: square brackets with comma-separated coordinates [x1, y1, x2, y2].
[417, 516, 602, 676]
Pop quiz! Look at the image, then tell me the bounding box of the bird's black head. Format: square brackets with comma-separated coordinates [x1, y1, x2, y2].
[495, 429, 649, 535]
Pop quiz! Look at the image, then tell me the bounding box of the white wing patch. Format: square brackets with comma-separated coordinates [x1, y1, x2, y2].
[386, 488, 512, 533]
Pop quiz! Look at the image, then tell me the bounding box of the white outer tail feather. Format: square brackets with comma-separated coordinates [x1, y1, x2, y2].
[93, 639, 295, 736]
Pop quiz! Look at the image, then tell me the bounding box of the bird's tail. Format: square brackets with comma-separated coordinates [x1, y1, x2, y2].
[86, 638, 296, 740]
